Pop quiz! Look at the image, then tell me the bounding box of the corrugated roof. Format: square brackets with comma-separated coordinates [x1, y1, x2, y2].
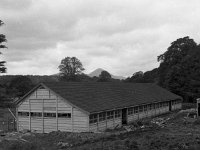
[41, 82, 182, 113]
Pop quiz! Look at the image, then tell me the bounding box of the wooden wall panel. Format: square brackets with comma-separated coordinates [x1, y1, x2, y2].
[73, 108, 89, 132]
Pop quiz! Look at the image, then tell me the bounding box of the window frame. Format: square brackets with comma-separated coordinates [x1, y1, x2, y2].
[30, 112, 42, 117]
[18, 111, 29, 117]
[114, 110, 121, 118]
[139, 106, 143, 112]
[43, 112, 56, 118]
[107, 111, 114, 120]
[144, 105, 147, 112]
[58, 113, 71, 118]
[128, 107, 133, 115]
[99, 112, 106, 122]
[134, 106, 139, 114]
[89, 114, 98, 124]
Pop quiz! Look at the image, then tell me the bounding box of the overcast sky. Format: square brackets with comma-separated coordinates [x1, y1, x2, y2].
[0, 0, 200, 77]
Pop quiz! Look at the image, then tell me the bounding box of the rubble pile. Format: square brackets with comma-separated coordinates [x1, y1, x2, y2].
[0, 131, 34, 143]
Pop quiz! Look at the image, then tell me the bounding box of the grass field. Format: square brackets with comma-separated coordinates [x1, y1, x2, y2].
[0, 103, 199, 150]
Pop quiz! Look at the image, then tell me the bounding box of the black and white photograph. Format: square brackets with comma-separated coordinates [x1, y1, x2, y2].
[0, 0, 200, 149]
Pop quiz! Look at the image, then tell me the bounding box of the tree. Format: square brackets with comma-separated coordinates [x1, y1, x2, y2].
[0, 20, 7, 107]
[158, 36, 197, 65]
[98, 71, 112, 82]
[58, 57, 85, 81]
[7, 76, 34, 99]
[128, 71, 144, 83]
[157, 36, 199, 102]
[0, 20, 7, 73]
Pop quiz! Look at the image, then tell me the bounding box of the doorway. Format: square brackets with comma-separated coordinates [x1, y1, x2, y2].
[169, 101, 172, 111]
[122, 108, 127, 125]
[198, 104, 200, 117]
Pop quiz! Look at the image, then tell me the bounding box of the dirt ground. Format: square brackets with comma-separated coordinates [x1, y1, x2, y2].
[1, 107, 200, 150]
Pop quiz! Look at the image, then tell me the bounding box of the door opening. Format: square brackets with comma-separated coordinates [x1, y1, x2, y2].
[122, 108, 127, 125]
[169, 101, 172, 111]
[198, 104, 200, 117]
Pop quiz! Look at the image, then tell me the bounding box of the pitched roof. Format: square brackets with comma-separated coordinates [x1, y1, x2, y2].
[38, 82, 182, 113]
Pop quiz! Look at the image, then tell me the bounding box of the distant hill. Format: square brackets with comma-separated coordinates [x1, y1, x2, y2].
[88, 68, 125, 80]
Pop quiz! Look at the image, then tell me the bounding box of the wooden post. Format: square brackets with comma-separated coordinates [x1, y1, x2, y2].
[71, 107, 73, 132]
[42, 99, 44, 133]
[35, 90, 37, 98]
[105, 111, 107, 129]
[113, 111, 115, 127]
[13, 118, 15, 131]
[197, 98, 200, 117]
[56, 96, 58, 131]
[197, 99, 198, 117]
[88, 115, 90, 132]
[16, 107, 19, 132]
[49, 90, 51, 99]
[97, 113, 99, 131]
[29, 99, 31, 131]
[7, 117, 9, 131]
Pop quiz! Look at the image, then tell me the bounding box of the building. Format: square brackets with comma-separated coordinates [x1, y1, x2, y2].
[16, 82, 182, 133]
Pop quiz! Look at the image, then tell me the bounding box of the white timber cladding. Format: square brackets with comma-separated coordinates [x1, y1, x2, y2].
[17, 85, 182, 133]
[89, 99, 182, 132]
[17, 87, 88, 133]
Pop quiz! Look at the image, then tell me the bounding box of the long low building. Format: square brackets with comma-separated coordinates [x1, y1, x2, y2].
[16, 82, 182, 133]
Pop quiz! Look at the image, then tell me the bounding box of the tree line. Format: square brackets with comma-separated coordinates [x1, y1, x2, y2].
[125, 36, 200, 102]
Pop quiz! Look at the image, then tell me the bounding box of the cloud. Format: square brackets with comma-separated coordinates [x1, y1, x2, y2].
[1, 0, 200, 76]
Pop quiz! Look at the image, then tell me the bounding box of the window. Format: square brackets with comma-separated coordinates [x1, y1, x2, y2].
[89, 114, 97, 124]
[128, 107, 133, 115]
[148, 104, 152, 110]
[107, 111, 114, 119]
[18, 112, 29, 117]
[44, 113, 56, 117]
[58, 113, 71, 118]
[134, 106, 138, 114]
[31, 112, 42, 117]
[160, 103, 163, 108]
[144, 105, 147, 112]
[114, 110, 121, 118]
[152, 103, 155, 109]
[139, 106, 143, 112]
[99, 112, 106, 121]
[156, 103, 159, 108]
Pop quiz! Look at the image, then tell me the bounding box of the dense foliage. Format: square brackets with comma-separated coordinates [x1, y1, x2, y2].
[126, 36, 200, 102]
[58, 57, 85, 81]
[0, 20, 7, 107]
[0, 20, 6, 73]
[98, 71, 112, 82]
